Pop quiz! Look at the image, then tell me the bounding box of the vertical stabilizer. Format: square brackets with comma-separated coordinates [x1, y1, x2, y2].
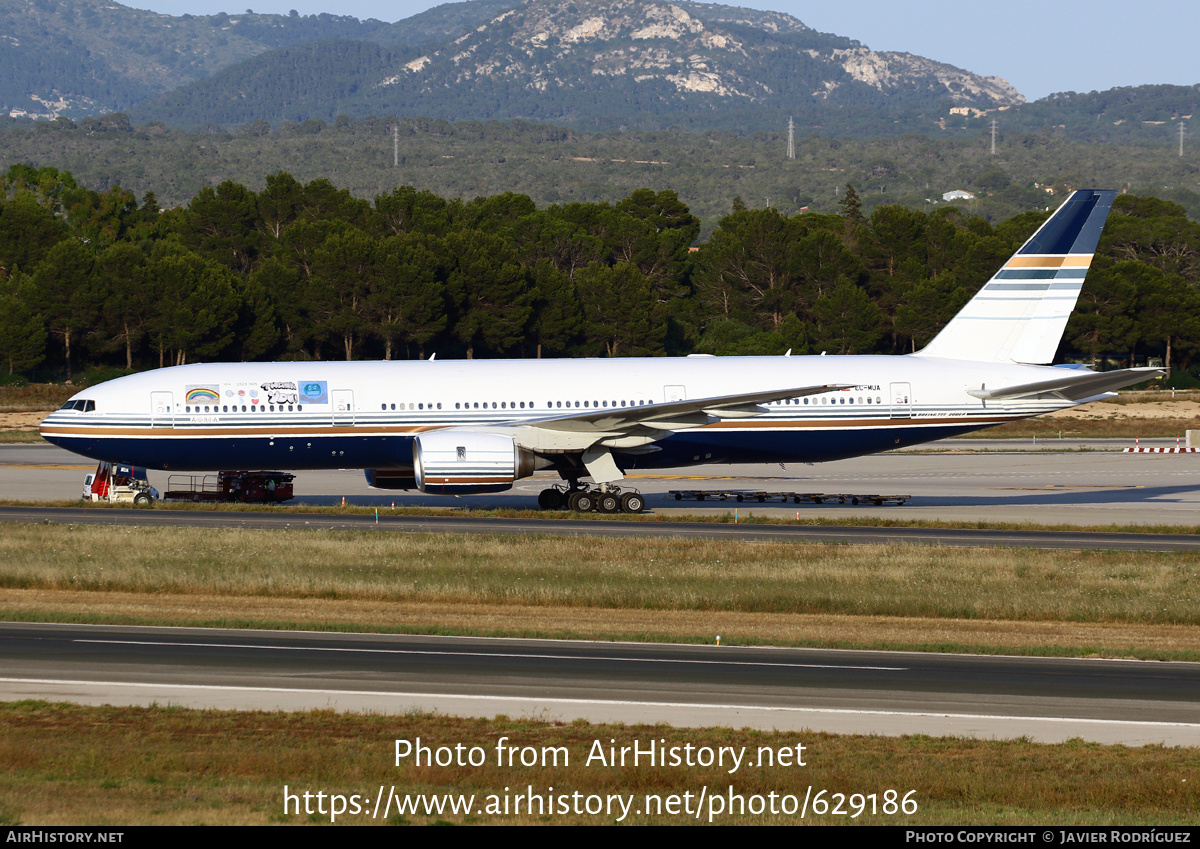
[914, 189, 1116, 364]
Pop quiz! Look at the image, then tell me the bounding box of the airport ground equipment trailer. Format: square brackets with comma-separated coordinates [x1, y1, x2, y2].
[82, 462, 159, 505]
[164, 471, 296, 504]
[668, 490, 910, 506]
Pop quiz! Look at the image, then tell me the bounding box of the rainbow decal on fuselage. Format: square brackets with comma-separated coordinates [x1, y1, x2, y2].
[185, 386, 220, 404]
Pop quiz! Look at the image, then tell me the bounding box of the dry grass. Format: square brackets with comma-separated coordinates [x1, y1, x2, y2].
[0, 703, 1196, 825]
[983, 418, 1198, 439]
[4, 525, 1200, 658]
[1103, 390, 1200, 404]
[0, 383, 74, 411]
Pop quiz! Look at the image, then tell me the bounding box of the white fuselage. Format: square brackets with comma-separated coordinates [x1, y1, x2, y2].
[40, 354, 1092, 475]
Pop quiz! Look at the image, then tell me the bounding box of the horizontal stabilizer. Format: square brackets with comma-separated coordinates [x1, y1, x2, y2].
[916, 190, 1117, 365]
[967, 367, 1165, 401]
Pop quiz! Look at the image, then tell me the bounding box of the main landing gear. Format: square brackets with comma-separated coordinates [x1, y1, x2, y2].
[538, 485, 646, 514]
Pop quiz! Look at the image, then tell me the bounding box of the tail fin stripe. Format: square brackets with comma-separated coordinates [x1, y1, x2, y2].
[986, 283, 1054, 291]
[913, 189, 1117, 364]
[1004, 255, 1093, 269]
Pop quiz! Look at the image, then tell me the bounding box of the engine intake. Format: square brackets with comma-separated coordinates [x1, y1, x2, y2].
[413, 432, 539, 494]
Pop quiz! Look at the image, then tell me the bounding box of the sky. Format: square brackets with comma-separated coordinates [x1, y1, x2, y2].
[125, 0, 1199, 101]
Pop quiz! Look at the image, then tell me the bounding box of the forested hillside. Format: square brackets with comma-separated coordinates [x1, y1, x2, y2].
[0, 0, 392, 118]
[1, 114, 1196, 230]
[2, 166, 1197, 388]
[955, 85, 1200, 146]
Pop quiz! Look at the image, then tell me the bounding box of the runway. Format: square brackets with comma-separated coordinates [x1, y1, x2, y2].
[2, 623, 1197, 745]
[3, 439, 1200, 528]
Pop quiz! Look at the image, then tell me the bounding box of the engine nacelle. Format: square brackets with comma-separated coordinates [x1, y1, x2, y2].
[363, 469, 417, 490]
[413, 431, 538, 494]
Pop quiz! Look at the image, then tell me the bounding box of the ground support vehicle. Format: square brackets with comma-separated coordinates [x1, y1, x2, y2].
[163, 471, 295, 504]
[81, 462, 159, 505]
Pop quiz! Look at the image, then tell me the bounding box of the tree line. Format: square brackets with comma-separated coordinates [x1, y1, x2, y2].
[1, 165, 1198, 384]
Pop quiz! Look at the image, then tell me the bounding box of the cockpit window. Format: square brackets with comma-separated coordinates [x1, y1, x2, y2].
[59, 400, 95, 412]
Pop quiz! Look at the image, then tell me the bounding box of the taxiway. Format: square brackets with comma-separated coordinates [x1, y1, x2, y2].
[2, 623, 1197, 746]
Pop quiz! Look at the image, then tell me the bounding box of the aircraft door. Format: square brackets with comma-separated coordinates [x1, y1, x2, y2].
[332, 389, 354, 426]
[151, 391, 174, 427]
[664, 385, 686, 402]
[889, 383, 912, 419]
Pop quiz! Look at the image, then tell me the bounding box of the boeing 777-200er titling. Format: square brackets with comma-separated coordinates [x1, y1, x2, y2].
[42, 190, 1164, 513]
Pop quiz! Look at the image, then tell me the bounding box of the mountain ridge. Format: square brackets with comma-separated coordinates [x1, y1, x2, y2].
[127, 0, 1025, 131]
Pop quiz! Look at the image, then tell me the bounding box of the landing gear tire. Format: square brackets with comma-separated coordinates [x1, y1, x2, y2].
[619, 492, 645, 514]
[569, 491, 596, 513]
[598, 493, 620, 514]
[538, 488, 565, 510]
[133, 493, 151, 506]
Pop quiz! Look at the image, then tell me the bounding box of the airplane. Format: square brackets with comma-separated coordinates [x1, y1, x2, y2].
[41, 189, 1164, 513]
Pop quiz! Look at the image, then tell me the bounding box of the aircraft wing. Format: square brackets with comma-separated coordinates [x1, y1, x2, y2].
[967, 367, 1165, 401]
[469, 383, 854, 457]
[516, 383, 854, 432]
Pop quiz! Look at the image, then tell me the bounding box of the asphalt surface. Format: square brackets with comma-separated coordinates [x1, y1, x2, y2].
[4, 439, 1199, 527]
[2, 623, 1197, 745]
